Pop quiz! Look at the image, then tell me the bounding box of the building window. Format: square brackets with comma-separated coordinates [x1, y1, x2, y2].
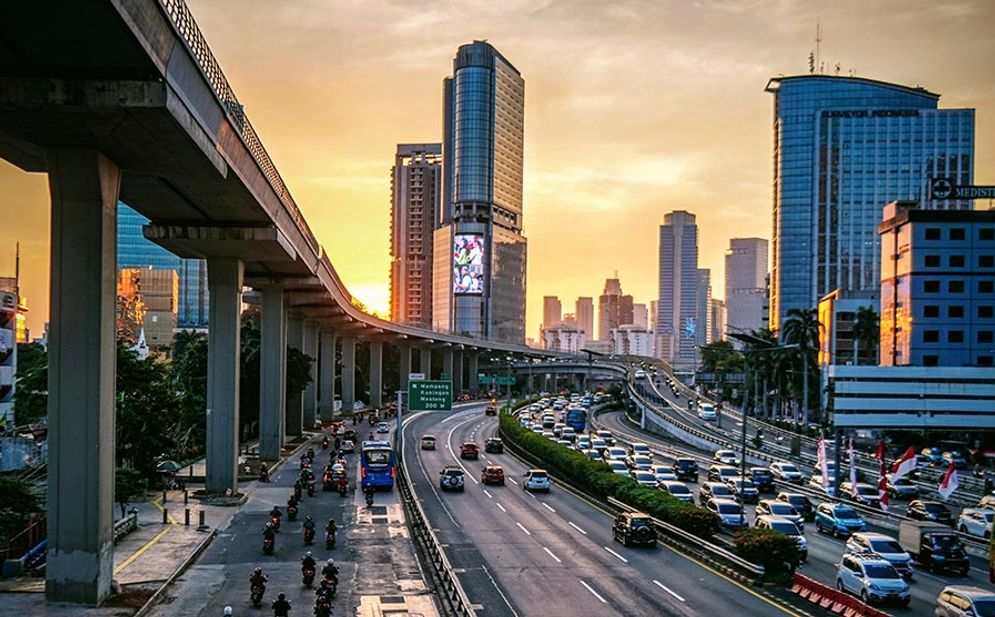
[948, 305, 964, 318]
[925, 228, 941, 240]
[949, 228, 966, 241]
[979, 306, 994, 319]
[981, 228, 995, 241]
[949, 255, 965, 268]
[947, 330, 964, 343]
[924, 280, 940, 293]
[925, 255, 940, 267]
[978, 356, 993, 367]
[923, 305, 939, 318]
[981, 281, 994, 294]
[923, 355, 939, 366]
[948, 280, 964, 293]
[923, 330, 939, 343]
[980, 255, 994, 269]
[978, 331, 994, 344]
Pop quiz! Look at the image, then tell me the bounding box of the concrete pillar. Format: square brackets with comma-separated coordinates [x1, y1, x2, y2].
[285, 317, 304, 437]
[45, 149, 118, 605]
[302, 322, 318, 428]
[341, 336, 356, 411]
[259, 287, 286, 461]
[468, 352, 479, 394]
[205, 258, 244, 496]
[369, 340, 383, 408]
[419, 347, 432, 378]
[453, 350, 464, 393]
[398, 342, 411, 393]
[318, 330, 337, 421]
[442, 349, 454, 383]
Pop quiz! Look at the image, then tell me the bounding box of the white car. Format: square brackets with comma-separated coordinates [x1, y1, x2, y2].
[604, 447, 628, 462]
[844, 532, 914, 579]
[631, 470, 658, 487]
[651, 465, 677, 483]
[957, 508, 994, 539]
[770, 462, 804, 483]
[698, 403, 717, 421]
[714, 450, 739, 466]
[523, 469, 551, 492]
[607, 460, 629, 476]
[630, 443, 653, 459]
[376, 421, 389, 433]
[808, 474, 837, 496]
[634, 370, 647, 379]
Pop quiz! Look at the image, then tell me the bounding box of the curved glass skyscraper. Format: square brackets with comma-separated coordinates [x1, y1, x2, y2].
[766, 75, 974, 328]
[434, 41, 526, 343]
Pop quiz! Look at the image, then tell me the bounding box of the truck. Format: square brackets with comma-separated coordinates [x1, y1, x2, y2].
[898, 520, 970, 576]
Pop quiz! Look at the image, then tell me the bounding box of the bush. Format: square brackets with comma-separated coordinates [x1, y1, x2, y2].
[733, 527, 800, 582]
[499, 410, 719, 539]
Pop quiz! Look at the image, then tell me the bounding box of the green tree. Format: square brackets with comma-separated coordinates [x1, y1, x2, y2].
[12, 342, 47, 426]
[171, 330, 208, 456]
[0, 477, 42, 539]
[780, 308, 821, 426]
[853, 305, 879, 366]
[114, 467, 147, 519]
[115, 345, 183, 478]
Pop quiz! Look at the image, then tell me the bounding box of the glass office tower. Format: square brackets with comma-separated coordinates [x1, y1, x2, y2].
[766, 75, 974, 328]
[434, 41, 527, 343]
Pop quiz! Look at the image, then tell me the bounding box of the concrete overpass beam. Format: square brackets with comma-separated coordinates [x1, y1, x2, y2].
[45, 149, 118, 605]
[302, 322, 318, 429]
[341, 337, 356, 411]
[259, 287, 287, 461]
[468, 352, 479, 393]
[398, 342, 411, 393]
[369, 340, 383, 408]
[318, 330, 337, 421]
[285, 317, 304, 437]
[205, 257, 244, 496]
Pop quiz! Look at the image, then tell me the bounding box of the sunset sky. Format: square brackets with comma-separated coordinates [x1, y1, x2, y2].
[2, 0, 994, 339]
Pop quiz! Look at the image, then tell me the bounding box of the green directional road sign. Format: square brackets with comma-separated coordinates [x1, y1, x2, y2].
[408, 380, 453, 411]
[478, 374, 515, 386]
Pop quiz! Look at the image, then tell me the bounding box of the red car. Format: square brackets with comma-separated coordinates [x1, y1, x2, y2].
[484, 405, 497, 416]
[459, 442, 480, 459]
[481, 465, 505, 485]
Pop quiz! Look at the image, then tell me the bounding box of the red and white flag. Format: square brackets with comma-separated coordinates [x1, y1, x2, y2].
[876, 441, 889, 512]
[890, 446, 918, 483]
[938, 464, 959, 500]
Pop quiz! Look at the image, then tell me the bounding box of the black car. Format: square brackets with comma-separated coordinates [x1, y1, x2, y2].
[776, 492, 815, 521]
[484, 437, 504, 454]
[747, 467, 774, 493]
[907, 499, 953, 525]
[612, 512, 657, 547]
[439, 467, 465, 492]
[672, 457, 699, 482]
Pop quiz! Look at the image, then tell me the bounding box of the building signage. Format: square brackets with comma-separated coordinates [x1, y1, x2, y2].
[821, 109, 920, 119]
[930, 178, 995, 200]
[408, 380, 452, 412]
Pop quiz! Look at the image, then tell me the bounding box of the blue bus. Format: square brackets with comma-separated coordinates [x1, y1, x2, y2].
[361, 440, 395, 490]
[565, 407, 587, 432]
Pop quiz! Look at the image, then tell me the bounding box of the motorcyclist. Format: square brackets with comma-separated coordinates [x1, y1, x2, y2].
[269, 506, 282, 528]
[365, 485, 375, 507]
[324, 519, 338, 537]
[293, 480, 303, 500]
[262, 523, 276, 542]
[250, 567, 268, 591]
[223, 606, 233, 616]
[301, 550, 316, 572]
[321, 558, 339, 581]
[258, 462, 270, 482]
[271, 592, 292, 617]
[306, 447, 315, 461]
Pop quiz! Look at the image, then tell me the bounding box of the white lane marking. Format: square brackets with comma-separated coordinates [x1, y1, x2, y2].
[568, 521, 588, 535]
[483, 489, 493, 499]
[579, 580, 607, 604]
[653, 580, 686, 602]
[507, 477, 518, 485]
[481, 564, 522, 617]
[496, 502, 507, 513]
[541, 502, 556, 513]
[516, 522, 532, 535]
[603, 546, 629, 563]
[543, 546, 562, 563]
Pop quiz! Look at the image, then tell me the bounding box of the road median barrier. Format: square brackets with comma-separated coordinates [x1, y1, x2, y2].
[791, 573, 892, 617]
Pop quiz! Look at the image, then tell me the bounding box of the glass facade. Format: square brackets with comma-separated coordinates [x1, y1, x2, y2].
[766, 76, 974, 328]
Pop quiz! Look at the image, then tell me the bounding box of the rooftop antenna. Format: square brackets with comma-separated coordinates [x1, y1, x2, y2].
[815, 19, 823, 74]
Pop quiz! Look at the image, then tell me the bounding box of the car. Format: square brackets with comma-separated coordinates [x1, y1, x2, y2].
[576, 436, 591, 450]
[634, 369, 647, 380]
[815, 502, 867, 537]
[581, 448, 601, 462]
[650, 465, 677, 483]
[596, 430, 615, 446]
[340, 439, 355, 454]
[699, 481, 738, 507]
[935, 585, 995, 617]
[530, 425, 543, 434]
[606, 460, 629, 476]
[459, 442, 480, 459]
[907, 499, 953, 524]
[658, 481, 694, 503]
[552, 423, 566, 438]
[836, 553, 910, 607]
[484, 405, 497, 416]
[604, 447, 628, 462]
[420, 435, 436, 450]
[840, 482, 882, 508]
[942, 449, 969, 470]
[484, 437, 504, 454]
[561, 427, 577, 442]
[630, 470, 659, 487]
[697, 403, 717, 421]
[756, 499, 804, 529]
[770, 462, 804, 483]
[707, 464, 739, 483]
[845, 532, 914, 580]
[714, 449, 740, 466]
[886, 477, 919, 500]
[523, 469, 551, 492]
[626, 454, 653, 471]
[556, 439, 573, 448]
[726, 477, 760, 504]
[672, 458, 699, 482]
[755, 515, 807, 561]
[541, 430, 556, 440]
[590, 438, 608, 456]
[519, 416, 531, 428]
[481, 465, 505, 485]
[808, 474, 837, 496]
[706, 498, 748, 530]
[630, 443, 652, 459]
[746, 467, 775, 493]
[377, 421, 390, 433]
[612, 512, 657, 547]
[978, 494, 995, 509]
[956, 508, 993, 539]
[776, 492, 816, 521]
[921, 446, 943, 467]
[439, 467, 465, 492]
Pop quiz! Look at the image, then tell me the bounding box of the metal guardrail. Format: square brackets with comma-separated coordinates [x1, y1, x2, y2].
[396, 444, 477, 617]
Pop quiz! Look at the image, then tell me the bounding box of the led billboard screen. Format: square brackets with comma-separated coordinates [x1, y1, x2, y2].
[452, 234, 485, 295]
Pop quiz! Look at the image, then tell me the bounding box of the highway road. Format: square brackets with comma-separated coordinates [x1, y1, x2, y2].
[595, 409, 993, 616]
[402, 404, 812, 617]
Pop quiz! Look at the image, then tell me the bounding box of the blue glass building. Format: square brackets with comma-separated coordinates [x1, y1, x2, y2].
[117, 202, 208, 328]
[766, 75, 974, 328]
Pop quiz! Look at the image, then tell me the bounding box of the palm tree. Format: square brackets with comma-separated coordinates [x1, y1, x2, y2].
[852, 305, 879, 366]
[780, 308, 821, 427]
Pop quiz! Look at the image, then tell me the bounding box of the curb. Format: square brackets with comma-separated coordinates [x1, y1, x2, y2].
[133, 527, 218, 617]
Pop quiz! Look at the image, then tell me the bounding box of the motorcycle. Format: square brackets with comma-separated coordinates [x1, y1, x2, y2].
[259, 467, 269, 482]
[325, 530, 336, 550]
[365, 489, 375, 508]
[250, 584, 265, 607]
[321, 436, 329, 450]
[270, 514, 281, 531]
[302, 566, 315, 588]
[304, 526, 315, 545]
[337, 477, 348, 497]
[262, 536, 274, 555]
[288, 504, 299, 522]
[314, 595, 332, 617]
[293, 483, 303, 501]
[307, 480, 316, 497]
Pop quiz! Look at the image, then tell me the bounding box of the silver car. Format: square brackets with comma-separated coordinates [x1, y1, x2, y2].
[956, 508, 994, 539]
[935, 585, 995, 617]
[844, 532, 914, 580]
[836, 553, 910, 607]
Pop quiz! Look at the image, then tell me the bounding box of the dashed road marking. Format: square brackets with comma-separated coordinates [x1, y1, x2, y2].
[496, 502, 507, 513]
[603, 546, 629, 563]
[543, 546, 562, 563]
[568, 521, 587, 535]
[508, 477, 518, 485]
[516, 522, 532, 535]
[541, 502, 556, 513]
[483, 489, 493, 499]
[580, 579, 607, 603]
[653, 579, 686, 602]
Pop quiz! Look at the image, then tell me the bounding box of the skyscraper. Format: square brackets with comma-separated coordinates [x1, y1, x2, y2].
[766, 75, 975, 328]
[696, 269, 712, 348]
[598, 277, 633, 341]
[657, 211, 698, 366]
[710, 298, 727, 343]
[725, 237, 768, 338]
[433, 41, 527, 342]
[542, 295, 562, 333]
[390, 144, 442, 326]
[576, 297, 594, 340]
[632, 303, 649, 330]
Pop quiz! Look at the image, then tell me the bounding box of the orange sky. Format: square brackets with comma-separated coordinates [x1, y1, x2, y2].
[2, 0, 994, 340]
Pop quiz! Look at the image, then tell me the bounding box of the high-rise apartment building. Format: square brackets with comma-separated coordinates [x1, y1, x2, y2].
[725, 238, 768, 338]
[433, 41, 527, 343]
[766, 75, 975, 328]
[611, 325, 654, 357]
[598, 278, 633, 341]
[710, 298, 726, 343]
[696, 269, 712, 348]
[649, 300, 658, 332]
[657, 211, 698, 366]
[576, 297, 594, 339]
[117, 267, 178, 350]
[543, 325, 586, 353]
[632, 303, 649, 330]
[542, 295, 562, 333]
[390, 144, 442, 326]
